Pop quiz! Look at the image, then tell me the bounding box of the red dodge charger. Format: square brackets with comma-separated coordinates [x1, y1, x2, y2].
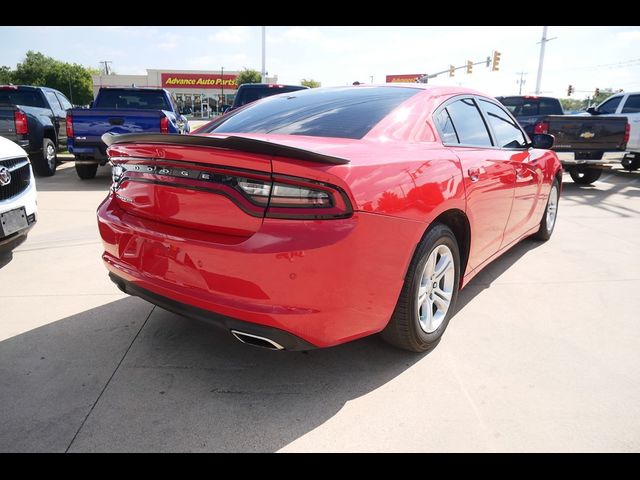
[97, 85, 562, 352]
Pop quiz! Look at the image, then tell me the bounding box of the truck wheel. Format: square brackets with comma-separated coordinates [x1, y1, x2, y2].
[532, 179, 560, 241]
[75, 163, 99, 180]
[569, 168, 602, 185]
[32, 138, 58, 177]
[381, 223, 460, 353]
[621, 156, 640, 171]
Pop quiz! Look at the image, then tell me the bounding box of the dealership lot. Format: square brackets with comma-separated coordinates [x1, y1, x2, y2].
[0, 163, 639, 452]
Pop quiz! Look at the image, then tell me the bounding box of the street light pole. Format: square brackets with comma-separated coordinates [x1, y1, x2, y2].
[261, 26, 266, 83]
[221, 66, 224, 111]
[535, 26, 556, 95]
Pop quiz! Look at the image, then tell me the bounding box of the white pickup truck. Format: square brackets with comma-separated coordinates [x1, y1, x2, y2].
[588, 92, 640, 171]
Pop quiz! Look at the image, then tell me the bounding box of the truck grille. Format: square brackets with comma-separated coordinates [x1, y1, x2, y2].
[0, 156, 31, 201]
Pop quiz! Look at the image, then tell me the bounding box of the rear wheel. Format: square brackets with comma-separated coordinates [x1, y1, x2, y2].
[75, 161, 98, 180]
[381, 224, 460, 353]
[533, 179, 560, 241]
[32, 138, 57, 177]
[621, 156, 640, 171]
[569, 167, 601, 185]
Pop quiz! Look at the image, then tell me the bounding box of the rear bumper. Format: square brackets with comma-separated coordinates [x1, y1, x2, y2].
[97, 194, 424, 348]
[556, 151, 628, 165]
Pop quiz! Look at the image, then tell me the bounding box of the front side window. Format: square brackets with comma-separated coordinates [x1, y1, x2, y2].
[480, 100, 527, 149]
[445, 98, 492, 147]
[622, 94, 640, 114]
[599, 96, 622, 114]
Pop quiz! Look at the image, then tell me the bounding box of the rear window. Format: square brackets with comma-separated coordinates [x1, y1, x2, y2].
[209, 86, 420, 140]
[499, 97, 563, 116]
[95, 90, 170, 110]
[234, 85, 307, 108]
[0, 89, 46, 108]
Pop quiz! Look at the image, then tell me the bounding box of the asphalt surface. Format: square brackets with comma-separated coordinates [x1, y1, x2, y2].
[1, 163, 639, 452]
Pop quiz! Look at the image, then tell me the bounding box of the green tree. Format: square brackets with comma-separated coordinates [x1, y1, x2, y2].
[235, 68, 262, 87]
[9, 51, 95, 104]
[301, 78, 321, 88]
[0, 66, 13, 84]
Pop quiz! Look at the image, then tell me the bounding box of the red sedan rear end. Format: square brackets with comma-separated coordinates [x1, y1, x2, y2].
[97, 85, 562, 352]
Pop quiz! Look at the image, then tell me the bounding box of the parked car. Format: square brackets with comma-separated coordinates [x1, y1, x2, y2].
[226, 83, 309, 112]
[0, 136, 37, 256]
[98, 85, 562, 353]
[586, 91, 640, 171]
[0, 84, 73, 177]
[497, 95, 628, 184]
[67, 87, 189, 180]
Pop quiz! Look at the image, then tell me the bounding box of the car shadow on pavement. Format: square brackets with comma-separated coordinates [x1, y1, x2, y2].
[0, 296, 426, 452]
[34, 164, 112, 192]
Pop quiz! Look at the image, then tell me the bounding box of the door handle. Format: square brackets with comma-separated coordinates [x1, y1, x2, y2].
[468, 168, 481, 182]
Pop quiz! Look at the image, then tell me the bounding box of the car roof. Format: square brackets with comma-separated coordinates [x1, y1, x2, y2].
[237, 83, 308, 89]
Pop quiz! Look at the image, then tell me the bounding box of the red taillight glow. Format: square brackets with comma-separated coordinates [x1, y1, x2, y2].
[66, 113, 73, 138]
[14, 110, 28, 135]
[624, 123, 630, 145]
[533, 121, 549, 134]
[160, 116, 169, 134]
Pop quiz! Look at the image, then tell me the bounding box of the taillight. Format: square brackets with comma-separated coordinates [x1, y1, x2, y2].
[624, 123, 630, 145]
[160, 116, 169, 134]
[533, 121, 549, 134]
[14, 110, 28, 135]
[66, 113, 73, 138]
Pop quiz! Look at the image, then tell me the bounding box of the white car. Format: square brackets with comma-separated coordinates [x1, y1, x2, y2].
[0, 135, 37, 256]
[589, 92, 640, 170]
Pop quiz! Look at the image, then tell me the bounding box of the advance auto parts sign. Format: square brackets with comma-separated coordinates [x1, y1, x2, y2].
[161, 73, 238, 89]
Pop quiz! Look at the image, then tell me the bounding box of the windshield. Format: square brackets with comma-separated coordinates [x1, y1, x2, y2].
[498, 97, 563, 116]
[96, 90, 170, 110]
[0, 89, 46, 108]
[234, 86, 307, 108]
[207, 86, 420, 140]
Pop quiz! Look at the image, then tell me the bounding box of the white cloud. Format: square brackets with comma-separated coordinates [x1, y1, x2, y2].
[157, 33, 181, 51]
[209, 26, 251, 44]
[617, 30, 640, 41]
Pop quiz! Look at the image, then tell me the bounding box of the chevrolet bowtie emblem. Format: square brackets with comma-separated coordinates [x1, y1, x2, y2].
[580, 131, 595, 139]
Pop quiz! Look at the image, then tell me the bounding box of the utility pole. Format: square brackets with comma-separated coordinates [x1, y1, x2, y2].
[99, 61, 112, 76]
[221, 66, 224, 109]
[516, 72, 527, 95]
[370, 75, 374, 84]
[535, 26, 556, 94]
[261, 26, 266, 83]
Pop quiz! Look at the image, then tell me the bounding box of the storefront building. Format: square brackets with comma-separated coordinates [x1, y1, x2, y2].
[92, 69, 278, 118]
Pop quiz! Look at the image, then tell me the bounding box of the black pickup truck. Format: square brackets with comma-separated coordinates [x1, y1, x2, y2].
[0, 85, 73, 177]
[497, 95, 629, 184]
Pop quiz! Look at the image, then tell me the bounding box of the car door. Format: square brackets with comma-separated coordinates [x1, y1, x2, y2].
[436, 97, 516, 270]
[477, 99, 543, 247]
[43, 90, 67, 145]
[620, 94, 640, 152]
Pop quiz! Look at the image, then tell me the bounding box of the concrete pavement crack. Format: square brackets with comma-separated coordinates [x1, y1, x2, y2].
[64, 305, 156, 453]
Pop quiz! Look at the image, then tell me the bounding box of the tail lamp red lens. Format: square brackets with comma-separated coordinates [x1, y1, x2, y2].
[533, 121, 549, 135]
[624, 123, 630, 145]
[160, 116, 169, 133]
[66, 113, 73, 138]
[14, 111, 28, 135]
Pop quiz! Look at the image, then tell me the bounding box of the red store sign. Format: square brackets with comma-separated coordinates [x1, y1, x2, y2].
[161, 73, 238, 89]
[386, 74, 426, 84]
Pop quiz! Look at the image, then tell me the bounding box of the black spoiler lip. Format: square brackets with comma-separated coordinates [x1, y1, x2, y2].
[101, 133, 350, 166]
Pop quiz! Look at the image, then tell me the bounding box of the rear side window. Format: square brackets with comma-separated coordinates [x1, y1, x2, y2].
[435, 109, 458, 144]
[56, 93, 73, 110]
[480, 100, 527, 148]
[599, 96, 622, 114]
[622, 94, 640, 113]
[0, 89, 46, 108]
[44, 91, 65, 116]
[445, 98, 492, 146]
[96, 90, 170, 110]
[210, 86, 420, 140]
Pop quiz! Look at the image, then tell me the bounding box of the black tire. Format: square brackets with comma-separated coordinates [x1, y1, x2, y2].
[569, 168, 601, 185]
[532, 178, 560, 241]
[621, 156, 640, 171]
[32, 138, 57, 177]
[75, 162, 99, 180]
[381, 223, 460, 353]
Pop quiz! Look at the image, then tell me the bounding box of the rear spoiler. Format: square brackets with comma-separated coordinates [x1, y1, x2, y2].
[102, 133, 350, 166]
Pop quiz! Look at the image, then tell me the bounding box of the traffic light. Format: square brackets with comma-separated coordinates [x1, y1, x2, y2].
[567, 85, 574, 96]
[492, 51, 501, 71]
[449, 65, 455, 77]
[594, 87, 600, 97]
[466, 60, 473, 74]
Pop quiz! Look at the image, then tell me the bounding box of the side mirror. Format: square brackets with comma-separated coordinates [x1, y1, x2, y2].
[586, 106, 598, 115]
[531, 133, 554, 150]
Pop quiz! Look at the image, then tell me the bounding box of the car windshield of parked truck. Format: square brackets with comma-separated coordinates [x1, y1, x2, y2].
[0, 90, 46, 108]
[210, 86, 420, 139]
[499, 97, 562, 116]
[96, 90, 170, 110]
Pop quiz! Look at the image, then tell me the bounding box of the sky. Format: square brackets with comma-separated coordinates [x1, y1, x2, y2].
[1, 26, 640, 98]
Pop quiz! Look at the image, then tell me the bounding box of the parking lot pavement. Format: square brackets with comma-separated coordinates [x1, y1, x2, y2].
[1, 164, 639, 452]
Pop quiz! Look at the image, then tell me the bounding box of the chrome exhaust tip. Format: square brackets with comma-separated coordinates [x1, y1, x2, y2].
[230, 330, 285, 350]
